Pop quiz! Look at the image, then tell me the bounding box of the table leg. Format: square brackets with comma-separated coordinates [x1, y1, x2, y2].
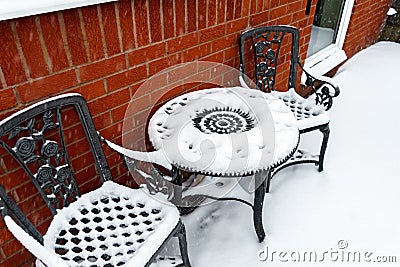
[171, 167, 183, 207]
[253, 170, 269, 242]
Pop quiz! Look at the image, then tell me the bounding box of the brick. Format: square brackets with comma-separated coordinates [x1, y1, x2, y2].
[0, 226, 13, 245]
[93, 111, 112, 130]
[133, 73, 166, 98]
[250, 10, 269, 26]
[81, 5, 105, 61]
[208, 0, 217, 26]
[183, 69, 212, 85]
[250, 0, 257, 14]
[134, 0, 150, 46]
[128, 42, 166, 67]
[224, 46, 239, 61]
[18, 69, 78, 103]
[217, 0, 227, 23]
[0, 249, 35, 267]
[71, 153, 96, 179]
[40, 13, 70, 72]
[14, 17, 49, 78]
[61, 9, 88, 65]
[0, 21, 27, 86]
[270, 5, 287, 19]
[226, 0, 234, 21]
[88, 89, 131, 115]
[242, 0, 250, 17]
[101, 122, 124, 140]
[124, 94, 150, 117]
[63, 123, 86, 147]
[234, 0, 242, 19]
[79, 54, 125, 83]
[106, 65, 147, 92]
[0, 168, 27, 192]
[167, 63, 199, 83]
[287, 1, 303, 14]
[111, 103, 128, 122]
[1, 153, 20, 173]
[73, 80, 106, 101]
[148, 53, 182, 76]
[211, 34, 237, 52]
[198, 0, 207, 29]
[117, 1, 135, 51]
[0, 89, 17, 110]
[162, 0, 175, 39]
[187, 0, 197, 32]
[1, 238, 25, 258]
[184, 43, 212, 61]
[226, 17, 248, 34]
[199, 24, 226, 43]
[65, 138, 95, 160]
[202, 51, 224, 62]
[75, 170, 101, 193]
[276, 14, 292, 25]
[151, 85, 183, 104]
[27, 205, 52, 226]
[101, 3, 121, 57]
[148, 0, 163, 43]
[167, 32, 199, 54]
[175, 0, 186, 35]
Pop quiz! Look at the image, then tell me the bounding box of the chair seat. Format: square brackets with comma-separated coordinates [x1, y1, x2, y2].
[42, 181, 180, 267]
[151, 256, 183, 267]
[271, 88, 329, 131]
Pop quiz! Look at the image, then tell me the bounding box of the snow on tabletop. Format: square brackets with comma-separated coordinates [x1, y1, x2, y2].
[148, 87, 299, 176]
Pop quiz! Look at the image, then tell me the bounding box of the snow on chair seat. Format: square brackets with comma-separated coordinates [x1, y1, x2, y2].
[270, 88, 329, 131]
[42, 181, 179, 267]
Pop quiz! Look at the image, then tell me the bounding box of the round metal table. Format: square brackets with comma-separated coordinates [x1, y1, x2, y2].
[148, 87, 299, 241]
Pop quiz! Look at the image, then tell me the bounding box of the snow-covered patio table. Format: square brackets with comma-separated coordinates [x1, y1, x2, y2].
[148, 86, 299, 242]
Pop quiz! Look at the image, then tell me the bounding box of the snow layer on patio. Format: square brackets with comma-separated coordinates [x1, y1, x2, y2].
[177, 42, 400, 266]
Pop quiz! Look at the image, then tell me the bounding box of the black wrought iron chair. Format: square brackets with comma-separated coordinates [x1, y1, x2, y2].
[238, 25, 340, 176]
[0, 93, 191, 267]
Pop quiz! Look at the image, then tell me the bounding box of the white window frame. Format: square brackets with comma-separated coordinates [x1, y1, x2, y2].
[304, 0, 355, 75]
[0, 0, 116, 21]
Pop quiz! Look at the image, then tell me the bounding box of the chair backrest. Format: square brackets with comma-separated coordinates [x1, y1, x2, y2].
[0, 93, 112, 243]
[239, 25, 300, 92]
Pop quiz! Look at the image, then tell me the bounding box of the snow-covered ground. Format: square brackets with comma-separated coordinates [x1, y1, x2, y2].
[181, 42, 400, 266]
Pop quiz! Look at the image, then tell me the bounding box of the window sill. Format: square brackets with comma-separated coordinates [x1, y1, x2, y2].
[304, 45, 347, 75]
[0, 0, 116, 21]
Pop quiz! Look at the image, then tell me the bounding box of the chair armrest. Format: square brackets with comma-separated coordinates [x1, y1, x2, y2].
[298, 60, 340, 111]
[239, 71, 251, 89]
[4, 216, 68, 267]
[98, 134, 172, 170]
[99, 134, 177, 200]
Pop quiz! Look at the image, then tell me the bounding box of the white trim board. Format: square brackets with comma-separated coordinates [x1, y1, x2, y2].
[0, 0, 116, 21]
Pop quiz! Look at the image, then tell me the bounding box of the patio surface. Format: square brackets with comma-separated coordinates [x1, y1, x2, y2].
[178, 41, 400, 266]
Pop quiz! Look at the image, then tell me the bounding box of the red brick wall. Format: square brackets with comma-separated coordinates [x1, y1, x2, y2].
[343, 0, 390, 58]
[0, 0, 390, 265]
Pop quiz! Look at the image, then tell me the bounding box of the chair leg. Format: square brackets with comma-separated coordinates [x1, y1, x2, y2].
[318, 124, 330, 172]
[177, 222, 192, 267]
[253, 171, 267, 242]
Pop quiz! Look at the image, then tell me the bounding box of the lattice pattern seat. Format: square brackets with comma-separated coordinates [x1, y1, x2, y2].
[271, 88, 329, 130]
[39, 181, 179, 267]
